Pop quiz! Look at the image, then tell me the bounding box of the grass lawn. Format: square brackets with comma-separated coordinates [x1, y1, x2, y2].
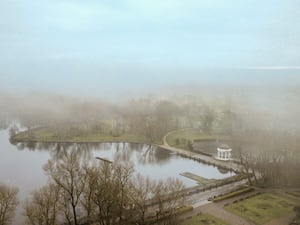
[166, 129, 211, 149]
[183, 213, 230, 225]
[225, 192, 299, 224]
[12, 127, 163, 144]
[166, 128, 229, 150]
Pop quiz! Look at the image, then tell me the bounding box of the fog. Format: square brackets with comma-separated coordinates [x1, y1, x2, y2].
[1, 83, 299, 224]
[1, 83, 299, 134]
[1, 1, 300, 224]
[0, 92, 115, 127]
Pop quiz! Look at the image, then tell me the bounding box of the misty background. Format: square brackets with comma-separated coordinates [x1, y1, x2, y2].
[0, 2, 300, 224]
[0, 0, 299, 133]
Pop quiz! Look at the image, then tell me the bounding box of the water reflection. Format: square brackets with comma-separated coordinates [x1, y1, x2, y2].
[2, 126, 235, 224]
[217, 167, 230, 174]
[10, 139, 234, 187]
[7, 125, 234, 186]
[10, 141, 172, 166]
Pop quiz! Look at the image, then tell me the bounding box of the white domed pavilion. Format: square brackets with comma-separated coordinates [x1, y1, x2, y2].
[216, 144, 232, 161]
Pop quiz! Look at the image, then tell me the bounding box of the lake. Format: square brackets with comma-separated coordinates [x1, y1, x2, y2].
[0, 126, 233, 224]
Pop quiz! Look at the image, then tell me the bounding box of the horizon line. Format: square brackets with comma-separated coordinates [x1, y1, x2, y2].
[237, 66, 300, 70]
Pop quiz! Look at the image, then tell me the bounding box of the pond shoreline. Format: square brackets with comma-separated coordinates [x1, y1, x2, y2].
[11, 127, 243, 177]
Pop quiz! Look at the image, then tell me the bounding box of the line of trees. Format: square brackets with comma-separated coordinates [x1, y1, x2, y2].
[233, 130, 300, 187]
[0, 183, 18, 225]
[6, 97, 242, 144]
[22, 150, 185, 225]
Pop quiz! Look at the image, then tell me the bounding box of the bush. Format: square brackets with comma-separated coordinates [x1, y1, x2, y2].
[181, 138, 187, 145]
[211, 187, 254, 202]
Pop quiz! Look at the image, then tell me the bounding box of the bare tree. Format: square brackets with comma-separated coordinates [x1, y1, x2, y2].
[155, 101, 178, 135]
[199, 105, 216, 135]
[81, 164, 98, 219]
[91, 160, 119, 225]
[23, 183, 61, 225]
[153, 178, 185, 225]
[0, 183, 18, 225]
[237, 149, 258, 185]
[43, 150, 87, 225]
[129, 174, 154, 225]
[113, 160, 134, 225]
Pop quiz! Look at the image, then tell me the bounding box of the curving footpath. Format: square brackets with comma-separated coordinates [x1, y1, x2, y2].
[158, 129, 242, 172]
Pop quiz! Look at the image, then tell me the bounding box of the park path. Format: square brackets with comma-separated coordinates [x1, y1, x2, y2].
[162, 129, 299, 225]
[180, 188, 299, 225]
[161, 128, 195, 147]
[158, 129, 242, 172]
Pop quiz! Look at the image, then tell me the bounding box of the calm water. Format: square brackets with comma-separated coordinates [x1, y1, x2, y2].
[0, 126, 233, 224]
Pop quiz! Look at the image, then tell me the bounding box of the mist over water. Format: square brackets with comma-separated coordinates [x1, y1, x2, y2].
[1, 81, 300, 134]
[1, 1, 300, 224]
[1, 82, 298, 223]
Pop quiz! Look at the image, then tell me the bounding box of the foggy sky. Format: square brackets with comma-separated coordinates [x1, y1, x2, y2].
[0, 0, 300, 96]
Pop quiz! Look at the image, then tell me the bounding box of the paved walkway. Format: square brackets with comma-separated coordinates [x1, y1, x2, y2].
[180, 202, 295, 225]
[157, 129, 242, 172]
[160, 130, 297, 225]
[180, 188, 299, 225]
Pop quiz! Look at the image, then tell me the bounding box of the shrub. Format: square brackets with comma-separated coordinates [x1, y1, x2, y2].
[211, 187, 254, 202]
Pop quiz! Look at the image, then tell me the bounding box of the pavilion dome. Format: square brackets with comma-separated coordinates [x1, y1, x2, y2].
[216, 144, 232, 161]
[218, 144, 230, 150]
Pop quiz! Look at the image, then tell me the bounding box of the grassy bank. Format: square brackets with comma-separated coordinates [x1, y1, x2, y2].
[210, 186, 254, 202]
[12, 127, 163, 144]
[165, 129, 229, 150]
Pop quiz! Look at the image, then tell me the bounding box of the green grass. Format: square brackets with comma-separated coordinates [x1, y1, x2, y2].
[166, 129, 213, 149]
[165, 129, 230, 150]
[12, 127, 163, 144]
[183, 214, 230, 225]
[225, 192, 299, 224]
